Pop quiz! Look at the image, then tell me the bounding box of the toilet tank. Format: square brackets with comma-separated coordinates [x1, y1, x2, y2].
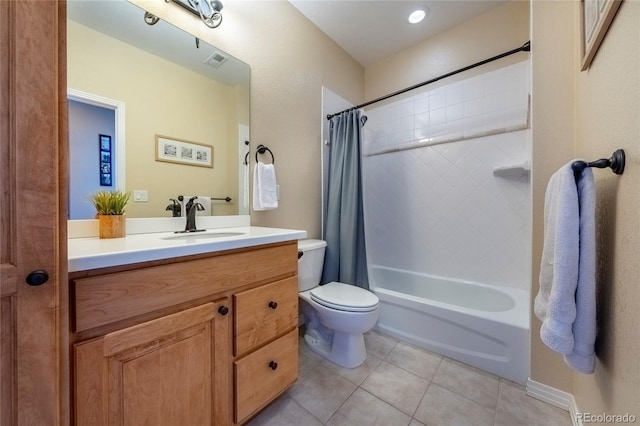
[297, 239, 327, 291]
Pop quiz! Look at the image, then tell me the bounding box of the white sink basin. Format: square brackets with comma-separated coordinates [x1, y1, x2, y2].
[161, 231, 246, 241]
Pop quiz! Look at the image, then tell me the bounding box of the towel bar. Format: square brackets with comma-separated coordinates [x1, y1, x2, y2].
[571, 149, 625, 177]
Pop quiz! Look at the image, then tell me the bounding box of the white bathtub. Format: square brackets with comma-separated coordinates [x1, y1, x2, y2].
[370, 266, 530, 384]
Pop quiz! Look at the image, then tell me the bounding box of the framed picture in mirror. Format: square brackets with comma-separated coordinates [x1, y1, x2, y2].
[155, 134, 213, 168]
[580, 0, 623, 71]
[99, 134, 112, 186]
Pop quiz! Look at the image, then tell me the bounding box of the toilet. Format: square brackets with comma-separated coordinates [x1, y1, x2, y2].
[298, 239, 380, 368]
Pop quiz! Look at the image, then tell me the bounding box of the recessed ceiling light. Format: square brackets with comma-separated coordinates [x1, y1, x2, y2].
[408, 9, 427, 24]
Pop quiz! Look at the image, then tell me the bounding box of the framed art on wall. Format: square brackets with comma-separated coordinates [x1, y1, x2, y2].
[580, 0, 623, 71]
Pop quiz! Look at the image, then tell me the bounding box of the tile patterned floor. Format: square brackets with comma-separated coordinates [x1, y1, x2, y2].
[248, 330, 573, 426]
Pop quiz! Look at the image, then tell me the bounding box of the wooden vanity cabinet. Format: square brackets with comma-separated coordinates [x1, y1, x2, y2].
[70, 241, 299, 426]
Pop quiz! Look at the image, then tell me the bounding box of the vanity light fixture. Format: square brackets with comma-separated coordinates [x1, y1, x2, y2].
[171, 0, 223, 28]
[145, 0, 224, 29]
[408, 8, 428, 24]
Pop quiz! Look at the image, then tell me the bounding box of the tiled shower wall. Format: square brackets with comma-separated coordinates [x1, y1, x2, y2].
[362, 61, 531, 290]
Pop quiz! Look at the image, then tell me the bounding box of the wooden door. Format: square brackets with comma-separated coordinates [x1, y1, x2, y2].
[74, 301, 230, 426]
[0, 1, 67, 424]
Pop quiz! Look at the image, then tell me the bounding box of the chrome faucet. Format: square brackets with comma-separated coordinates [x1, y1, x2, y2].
[183, 196, 205, 232]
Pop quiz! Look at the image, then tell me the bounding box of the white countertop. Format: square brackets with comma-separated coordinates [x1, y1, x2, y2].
[68, 226, 307, 272]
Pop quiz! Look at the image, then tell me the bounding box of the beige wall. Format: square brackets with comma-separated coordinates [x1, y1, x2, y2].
[530, 0, 576, 391]
[68, 20, 240, 217]
[133, 0, 364, 237]
[365, 1, 530, 100]
[124, 0, 639, 414]
[573, 0, 640, 415]
[531, 0, 640, 417]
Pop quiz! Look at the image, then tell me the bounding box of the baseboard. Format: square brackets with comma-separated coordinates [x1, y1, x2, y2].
[526, 378, 581, 426]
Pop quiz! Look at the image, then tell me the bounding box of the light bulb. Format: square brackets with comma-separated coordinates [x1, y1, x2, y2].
[408, 9, 426, 24]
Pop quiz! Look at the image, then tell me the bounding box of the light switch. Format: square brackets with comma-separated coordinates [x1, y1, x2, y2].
[133, 189, 148, 202]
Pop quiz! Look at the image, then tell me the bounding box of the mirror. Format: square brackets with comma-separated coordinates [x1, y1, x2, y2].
[67, 0, 250, 219]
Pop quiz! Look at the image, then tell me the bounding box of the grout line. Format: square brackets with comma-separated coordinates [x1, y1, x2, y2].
[324, 383, 359, 425]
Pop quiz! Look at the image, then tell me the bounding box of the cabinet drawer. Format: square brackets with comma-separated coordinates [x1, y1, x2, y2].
[234, 329, 298, 423]
[73, 242, 297, 332]
[234, 276, 298, 356]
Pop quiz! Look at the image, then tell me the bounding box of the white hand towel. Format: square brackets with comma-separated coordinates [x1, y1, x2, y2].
[243, 164, 249, 210]
[196, 196, 211, 216]
[564, 166, 596, 374]
[253, 162, 278, 211]
[534, 161, 596, 374]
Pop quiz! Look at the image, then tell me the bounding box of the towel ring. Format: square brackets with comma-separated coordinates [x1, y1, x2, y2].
[255, 144, 275, 164]
[242, 140, 250, 165]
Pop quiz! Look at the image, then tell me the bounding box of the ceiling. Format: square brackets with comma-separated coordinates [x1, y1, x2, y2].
[67, 0, 250, 86]
[288, 0, 506, 66]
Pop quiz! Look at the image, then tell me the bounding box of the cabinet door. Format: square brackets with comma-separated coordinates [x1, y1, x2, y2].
[74, 301, 230, 426]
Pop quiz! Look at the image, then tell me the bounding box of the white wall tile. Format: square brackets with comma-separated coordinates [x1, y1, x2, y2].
[362, 61, 531, 290]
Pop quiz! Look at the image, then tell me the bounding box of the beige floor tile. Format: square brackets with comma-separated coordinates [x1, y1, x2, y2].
[409, 419, 426, 426]
[364, 330, 399, 359]
[246, 394, 324, 426]
[414, 383, 495, 426]
[385, 342, 443, 380]
[432, 357, 500, 409]
[495, 379, 573, 426]
[299, 353, 322, 378]
[287, 364, 357, 423]
[360, 361, 429, 416]
[326, 388, 412, 426]
[319, 352, 382, 386]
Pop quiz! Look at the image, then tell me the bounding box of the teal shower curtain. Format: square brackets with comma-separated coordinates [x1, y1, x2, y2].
[322, 109, 369, 289]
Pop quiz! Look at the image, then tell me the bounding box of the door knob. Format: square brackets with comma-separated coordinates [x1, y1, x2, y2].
[26, 270, 49, 286]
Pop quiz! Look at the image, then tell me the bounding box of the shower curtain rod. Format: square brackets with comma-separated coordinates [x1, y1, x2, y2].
[327, 41, 531, 120]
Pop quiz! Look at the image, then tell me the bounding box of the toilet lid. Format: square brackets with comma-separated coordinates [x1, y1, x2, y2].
[310, 281, 379, 312]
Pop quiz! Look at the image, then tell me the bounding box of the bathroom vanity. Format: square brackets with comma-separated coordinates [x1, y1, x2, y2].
[68, 226, 305, 425]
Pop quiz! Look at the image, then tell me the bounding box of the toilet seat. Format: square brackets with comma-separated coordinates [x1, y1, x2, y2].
[310, 281, 379, 312]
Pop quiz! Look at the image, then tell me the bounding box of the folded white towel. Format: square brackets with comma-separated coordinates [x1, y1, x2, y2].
[196, 196, 211, 216]
[253, 162, 278, 211]
[564, 166, 596, 373]
[243, 164, 249, 210]
[534, 161, 596, 374]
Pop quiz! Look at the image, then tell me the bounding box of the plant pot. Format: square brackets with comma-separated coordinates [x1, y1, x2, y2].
[98, 214, 126, 239]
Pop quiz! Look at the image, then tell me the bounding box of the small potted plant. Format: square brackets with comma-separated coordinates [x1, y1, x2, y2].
[89, 190, 131, 238]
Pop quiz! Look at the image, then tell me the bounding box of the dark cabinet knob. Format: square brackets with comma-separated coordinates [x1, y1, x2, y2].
[26, 270, 49, 286]
[269, 361, 278, 370]
[218, 305, 229, 316]
[298, 251, 304, 259]
[268, 301, 278, 310]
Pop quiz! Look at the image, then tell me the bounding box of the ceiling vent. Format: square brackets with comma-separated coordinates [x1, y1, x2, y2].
[204, 51, 229, 69]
